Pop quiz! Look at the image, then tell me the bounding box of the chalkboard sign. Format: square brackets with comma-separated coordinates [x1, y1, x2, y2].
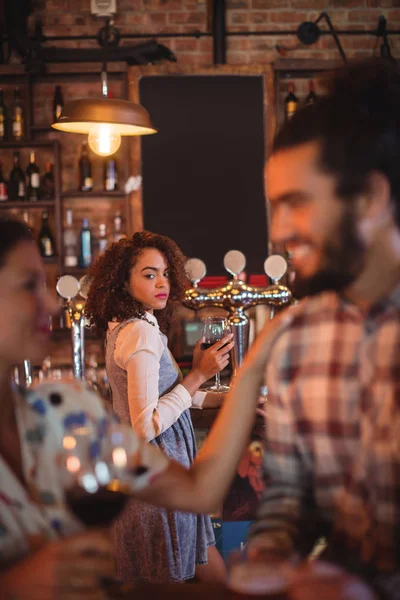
[135, 69, 271, 276]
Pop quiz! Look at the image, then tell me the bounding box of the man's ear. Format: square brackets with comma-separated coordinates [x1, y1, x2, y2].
[355, 171, 392, 220]
[356, 172, 393, 242]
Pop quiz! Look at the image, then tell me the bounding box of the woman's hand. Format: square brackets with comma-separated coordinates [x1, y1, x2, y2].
[1, 529, 114, 600]
[192, 333, 234, 381]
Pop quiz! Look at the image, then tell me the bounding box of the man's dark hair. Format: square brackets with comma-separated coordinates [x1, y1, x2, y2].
[273, 59, 400, 226]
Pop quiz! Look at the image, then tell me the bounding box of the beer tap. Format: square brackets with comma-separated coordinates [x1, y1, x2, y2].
[56, 275, 87, 380]
[183, 251, 292, 376]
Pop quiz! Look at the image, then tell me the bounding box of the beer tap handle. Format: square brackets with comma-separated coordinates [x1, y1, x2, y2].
[56, 275, 85, 380]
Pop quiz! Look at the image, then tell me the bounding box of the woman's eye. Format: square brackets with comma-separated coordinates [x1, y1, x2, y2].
[145, 274, 155, 279]
[164, 272, 170, 278]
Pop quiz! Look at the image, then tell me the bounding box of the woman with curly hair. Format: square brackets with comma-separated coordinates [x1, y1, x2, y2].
[85, 230, 233, 585]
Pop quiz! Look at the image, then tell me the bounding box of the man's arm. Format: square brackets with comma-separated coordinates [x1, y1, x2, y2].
[247, 393, 305, 560]
[133, 312, 292, 514]
[246, 331, 312, 562]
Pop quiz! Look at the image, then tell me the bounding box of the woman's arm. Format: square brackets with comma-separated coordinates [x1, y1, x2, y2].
[117, 322, 233, 442]
[134, 312, 289, 513]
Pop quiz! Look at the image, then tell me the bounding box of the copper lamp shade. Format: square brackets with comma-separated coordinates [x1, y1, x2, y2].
[51, 98, 157, 135]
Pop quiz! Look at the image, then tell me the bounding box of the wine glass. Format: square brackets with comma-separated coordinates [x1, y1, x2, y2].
[201, 316, 231, 393]
[59, 423, 146, 594]
[227, 547, 293, 598]
[59, 423, 142, 528]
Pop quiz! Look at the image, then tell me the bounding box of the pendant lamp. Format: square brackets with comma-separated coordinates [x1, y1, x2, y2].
[52, 71, 157, 156]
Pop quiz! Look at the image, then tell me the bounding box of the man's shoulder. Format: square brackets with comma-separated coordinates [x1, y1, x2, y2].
[275, 292, 341, 332]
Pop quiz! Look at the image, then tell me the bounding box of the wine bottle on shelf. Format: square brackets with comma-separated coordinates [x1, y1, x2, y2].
[96, 223, 108, 258]
[0, 162, 8, 201]
[284, 82, 299, 121]
[53, 85, 64, 122]
[79, 217, 92, 268]
[63, 208, 78, 268]
[22, 210, 34, 236]
[78, 142, 93, 192]
[110, 212, 126, 243]
[11, 87, 24, 141]
[9, 151, 26, 201]
[38, 210, 56, 258]
[104, 157, 118, 191]
[0, 88, 7, 141]
[41, 162, 54, 200]
[305, 80, 318, 105]
[26, 152, 40, 202]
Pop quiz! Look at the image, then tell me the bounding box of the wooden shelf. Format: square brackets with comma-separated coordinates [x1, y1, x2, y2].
[0, 64, 129, 283]
[30, 124, 54, 133]
[42, 257, 59, 265]
[0, 65, 26, 77]
[62, 190, 125, 198]
[0, 140, 58, 149]
[273, 59, 341, 74]
[0, 200, 55, 209]
[61, 266, 88, 276]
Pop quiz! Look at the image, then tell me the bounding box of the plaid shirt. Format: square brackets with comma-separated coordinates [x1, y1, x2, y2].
[247, 286, 400, 597]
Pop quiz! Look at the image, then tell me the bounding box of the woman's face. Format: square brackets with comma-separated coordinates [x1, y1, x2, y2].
[128, 248, 170, 314]
[0, 240, 59, 367]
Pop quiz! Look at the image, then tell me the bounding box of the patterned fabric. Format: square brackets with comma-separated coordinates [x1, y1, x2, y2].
[0, 380, 108, 566]
[247, 286, 400, 598]
[106, 316, 215, 584]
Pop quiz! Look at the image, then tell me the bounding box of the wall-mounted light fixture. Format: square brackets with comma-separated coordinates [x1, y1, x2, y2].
[296, 12, 347, 63]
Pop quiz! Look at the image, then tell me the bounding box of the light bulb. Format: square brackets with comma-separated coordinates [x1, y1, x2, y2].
[87, 123, 121, 156]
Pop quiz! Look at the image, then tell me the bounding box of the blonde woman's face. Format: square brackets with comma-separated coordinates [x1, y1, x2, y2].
[128, 248, 170, 314]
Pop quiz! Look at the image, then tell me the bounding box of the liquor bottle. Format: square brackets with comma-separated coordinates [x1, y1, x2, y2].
[78, 142, 93, 192]
[0, 88, 7, 141]
[22, 210, 34, 236]
[104, 157, 118, 191]
[11, 87, 24, 141]
[38, 210, 56, 258]
[284, 82, 299, 121]
[26, 152, 40, 201]
[305, 80, 318, 105]
[95, 223, 108, 258]
[9, 151, 25, 201]
[53, 85, 64, 122]
[41, 162, 54, 200]
[0, 162, 8, 201]
[79, 217, 92, 268]
[63, 208, 78, 268]
[110, 212, 126, 243]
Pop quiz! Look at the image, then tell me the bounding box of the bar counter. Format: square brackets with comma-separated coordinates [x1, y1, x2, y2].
[108, 573, 369, 600]
[109, 582, 285, 599]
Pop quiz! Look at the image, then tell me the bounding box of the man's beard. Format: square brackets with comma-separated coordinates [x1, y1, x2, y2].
[292, 207, 366, 299]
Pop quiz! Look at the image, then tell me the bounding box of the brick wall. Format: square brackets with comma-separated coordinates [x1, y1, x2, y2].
[11, 0, 398, 252]
[28, 0, 400, 64]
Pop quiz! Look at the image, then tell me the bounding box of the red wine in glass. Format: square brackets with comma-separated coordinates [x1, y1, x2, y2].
[61, 425, 140, 595]
[201, 316, 231, 392]
[201, 341, 214, 351]
[65, 481, 130, 527]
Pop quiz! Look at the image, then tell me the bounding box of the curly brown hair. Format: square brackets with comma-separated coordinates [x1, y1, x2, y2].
[85, 231, 188, 336]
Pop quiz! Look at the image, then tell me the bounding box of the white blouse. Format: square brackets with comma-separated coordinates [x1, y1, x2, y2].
[108, 312, 205, 443]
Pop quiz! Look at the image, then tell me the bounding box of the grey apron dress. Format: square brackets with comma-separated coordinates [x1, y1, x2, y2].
[106, 318, 215, 583]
